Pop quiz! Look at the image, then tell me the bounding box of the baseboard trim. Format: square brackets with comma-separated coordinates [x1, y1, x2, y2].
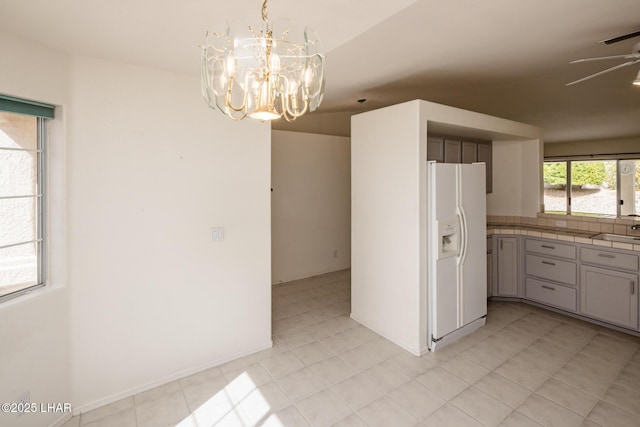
[73, 340, 273, 416]
[272, 267, 350, 286]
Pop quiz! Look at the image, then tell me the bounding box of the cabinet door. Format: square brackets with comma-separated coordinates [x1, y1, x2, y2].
[477, 143, 492, 193]
[462, 141, 477, 164]
[580, 265, 638, 329]
[444, 139, 461, 163]
[497, 237, 519, 297]
[427, 135, 445, 162]
[487, 252, 493, 298]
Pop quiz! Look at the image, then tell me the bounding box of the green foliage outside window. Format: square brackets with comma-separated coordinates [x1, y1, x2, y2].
[571, 161, 606, 186]
[543, 162, 566, 186]
[543, 161, 609, 188]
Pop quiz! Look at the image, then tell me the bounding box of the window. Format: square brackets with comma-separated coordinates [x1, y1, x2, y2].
[620, 159, 640, 216]
[0, 95, 54, 302]
[542, 161, 568, 214]
[544, 158, 639, 217]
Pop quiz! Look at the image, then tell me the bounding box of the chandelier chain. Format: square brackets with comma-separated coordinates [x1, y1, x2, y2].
[261, 0, 268, 22]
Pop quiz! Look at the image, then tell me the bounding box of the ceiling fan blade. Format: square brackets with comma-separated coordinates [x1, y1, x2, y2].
[566, 59, 640, 86]
[600, 30, 640, 45]
[570, 53, 640, 63]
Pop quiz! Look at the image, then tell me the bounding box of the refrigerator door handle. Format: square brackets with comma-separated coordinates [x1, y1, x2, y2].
[458, 207, 469, 266]
[457, 164, 468, 267]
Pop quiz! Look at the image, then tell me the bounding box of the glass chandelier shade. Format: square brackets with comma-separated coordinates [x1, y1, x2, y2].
[201, 0, 325, 121]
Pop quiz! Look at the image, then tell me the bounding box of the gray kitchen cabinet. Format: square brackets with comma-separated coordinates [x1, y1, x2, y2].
[523, 238, 578, 312]
[579, 265, 638, 329]
[497, 237, 519, 297]
[477, 142, 492, 193]
[487, 252, 493, 298]
[462, 141, 477, 164]
[427, 135, 444, 162]
[491, 235, 640, 332]
[444, 139, 461, 163]
[487, 236, 494, 298]
[427, 134, 492, 193]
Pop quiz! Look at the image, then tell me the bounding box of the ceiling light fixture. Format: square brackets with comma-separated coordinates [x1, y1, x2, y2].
[201, 0, 325, 121]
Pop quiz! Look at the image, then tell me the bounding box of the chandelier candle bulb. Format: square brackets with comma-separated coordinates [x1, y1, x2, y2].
[225, 55, 236, 76]
[201, 0, 325, 122]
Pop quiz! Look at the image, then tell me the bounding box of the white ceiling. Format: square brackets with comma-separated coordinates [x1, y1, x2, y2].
[0, 0, 638, 142]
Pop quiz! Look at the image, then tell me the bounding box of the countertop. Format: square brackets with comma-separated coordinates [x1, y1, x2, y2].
[487, 223, 640, 253]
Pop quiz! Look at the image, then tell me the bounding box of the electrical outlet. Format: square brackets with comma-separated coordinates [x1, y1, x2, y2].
[555, 220, 567, 228]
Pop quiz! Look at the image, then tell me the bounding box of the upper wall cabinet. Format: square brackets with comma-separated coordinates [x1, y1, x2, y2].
[427, 134, 493, 193]
[426, 135, 445, 162]
[462, 141, 477, 163]
[477, 142, 492, 193]
[444, 139, 461, 163]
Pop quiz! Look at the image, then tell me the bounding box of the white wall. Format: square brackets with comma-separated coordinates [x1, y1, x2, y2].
[0, 31, 71, 427]
[271, 130, 351, 284]
[272, 111, 352, 137]
[67, 56, 272, 410]
[0, 30, 273, 421]
[351, 101, 423, 354]
[488, 139, 541, 217]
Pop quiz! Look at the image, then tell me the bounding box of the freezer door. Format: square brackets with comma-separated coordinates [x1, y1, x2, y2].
[428, 163, 460, 341]
[458, 164, 487, 326]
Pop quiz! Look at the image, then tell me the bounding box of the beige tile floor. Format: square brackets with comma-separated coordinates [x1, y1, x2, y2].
[62, 269, 640, 427]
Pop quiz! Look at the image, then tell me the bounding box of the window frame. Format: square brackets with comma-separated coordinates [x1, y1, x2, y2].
[0, 99, 51, 303]
[544, 155, 639, 218]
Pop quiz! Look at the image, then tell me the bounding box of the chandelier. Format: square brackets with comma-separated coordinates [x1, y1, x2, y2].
[201, 0, 325, 121]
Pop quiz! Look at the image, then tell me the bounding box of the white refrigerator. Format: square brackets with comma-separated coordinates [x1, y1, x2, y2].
[427, 161, 487, 351]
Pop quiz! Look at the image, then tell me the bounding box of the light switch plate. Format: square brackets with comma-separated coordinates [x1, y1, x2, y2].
[210, 227, 224, 241]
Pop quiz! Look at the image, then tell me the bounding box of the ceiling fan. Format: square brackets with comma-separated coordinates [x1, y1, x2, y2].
[566, 29, 640, 86]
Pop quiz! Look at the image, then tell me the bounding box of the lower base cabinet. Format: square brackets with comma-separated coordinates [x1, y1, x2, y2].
[491, 234, 640, 333]
[487, 252, 493, 298]
[497, 237, 519, 297]
[579, 265, 639, 330]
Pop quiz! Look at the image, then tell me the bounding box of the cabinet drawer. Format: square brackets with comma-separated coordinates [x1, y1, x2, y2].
[525, 254, 577, 285]
[525, 239, 576, 260]
[525, 278, 576, 312]
[580, 247, 639, 271]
